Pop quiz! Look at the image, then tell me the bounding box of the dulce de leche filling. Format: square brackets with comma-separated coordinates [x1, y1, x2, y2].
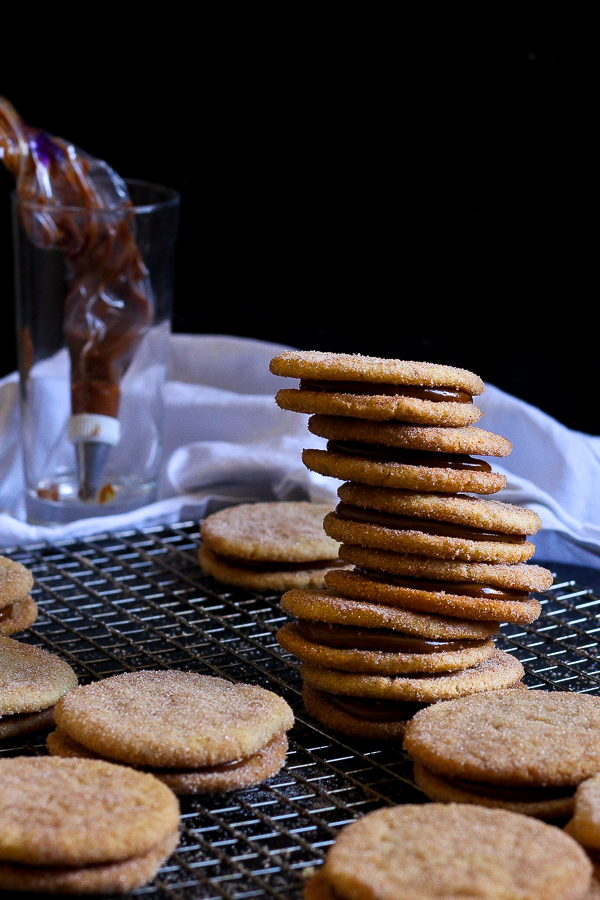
[322, 691, 428, 722]
[299, 380, 473, 403]
[335, 502, 526, 544]
[209, 552, 345, 572]
[327, 440, 492, 472]
[428, 770, 574, 803]
[294, 619, 485, 654]
[356, 568, 530, 603]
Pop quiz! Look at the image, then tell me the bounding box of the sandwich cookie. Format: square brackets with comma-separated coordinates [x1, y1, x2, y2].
[403, 689, 600, 820]
[0, 555, 37, 636]
[0, 756, 179, 895]
[324, 483, 541, 564]
[277, 588, 498, 675]
[198, 501, 344, 590]
[332, 550, 552, 622]
[270, 350, 485, 426]
[299, 649, 524, 740]
[47, 669, 294, 794]
[304, 415, 510, 495]
[565, 774, 600, 894]
[303, 803, 592, 900]
[0, 636, 78, 740]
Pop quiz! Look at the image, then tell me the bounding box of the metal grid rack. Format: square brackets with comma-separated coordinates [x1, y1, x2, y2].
[2, 522, 600, 899]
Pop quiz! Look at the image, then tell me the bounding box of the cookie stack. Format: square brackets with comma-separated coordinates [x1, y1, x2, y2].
[269, 350, 553, 739]
[0, 555, 37, 636]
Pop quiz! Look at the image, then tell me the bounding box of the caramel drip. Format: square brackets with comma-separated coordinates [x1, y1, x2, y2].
[336, 503, 526, 543]
[299, 379, 473, 402]
[327, 440, 492, 472]
[295, 619, 485, 654]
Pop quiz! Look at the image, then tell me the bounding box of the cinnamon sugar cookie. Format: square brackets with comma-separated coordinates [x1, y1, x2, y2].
[0, 756, 179, 894]
[304, 803, 592, 900]
[404, 689, 600, 819]
[0, 556, 37, 636]
[0, 636, 78, 739]
[333, 550, 551, 622]
[199, 501, 343, 590]
[301, 649, 523, 702]
[277, 589, 497, 675]
[48, 670, 294, 794]
[270, 350, 485, 426]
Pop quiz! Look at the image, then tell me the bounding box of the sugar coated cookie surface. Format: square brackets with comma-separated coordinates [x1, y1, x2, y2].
[404, 689, 600, 788]
[269, 350, 485, 392]
[0, 594, 38, 636]
[324, 567, 543, 624]
[565, 775, 600, 851]
[200, 501, 338, 562]
[301, 648, 524, 702]
[308, 416, 513, 456]
[53, 669, 294, 769]
[302, 447, 506, 493]
[0, 636, 78, 716]
[307, 803, 592, 900]
[0, 556, 34, 606]
[0, 756, 180, 867]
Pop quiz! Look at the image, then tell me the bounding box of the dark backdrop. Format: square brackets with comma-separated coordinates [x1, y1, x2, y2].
[0, 38, 594, 432]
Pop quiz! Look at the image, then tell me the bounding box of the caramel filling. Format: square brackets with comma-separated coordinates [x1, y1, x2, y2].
[433, 771, 574, 803]
[356, 568, 530, 602]
[295, 619, 485, 654]
[336, 503, 526, 543]
[208, 552, 345, 572]
[300, 379, 473, 403]
[322, 691, 427, 722]
[0, 604, 14, 622]
[327, 440, 491, 472]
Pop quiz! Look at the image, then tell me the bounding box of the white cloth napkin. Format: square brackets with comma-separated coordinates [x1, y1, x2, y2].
[1, 333, 600, 568]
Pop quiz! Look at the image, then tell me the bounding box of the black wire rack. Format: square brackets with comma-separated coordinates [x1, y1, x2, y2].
[2, 521, 600, 899]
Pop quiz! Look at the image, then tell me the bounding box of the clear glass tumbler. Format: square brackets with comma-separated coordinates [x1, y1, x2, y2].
[13, 179, 180, 525]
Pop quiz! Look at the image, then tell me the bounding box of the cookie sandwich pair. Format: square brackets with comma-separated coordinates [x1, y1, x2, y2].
[199, 501, 344, 590]
[270, 350, 553, 738]
[47, 669, 294, 794]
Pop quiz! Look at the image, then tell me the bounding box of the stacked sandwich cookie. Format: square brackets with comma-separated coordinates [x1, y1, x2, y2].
[270, 350, 553, 738]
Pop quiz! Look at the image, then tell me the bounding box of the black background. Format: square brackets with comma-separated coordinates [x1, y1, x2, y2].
[0, 33, 594, 432]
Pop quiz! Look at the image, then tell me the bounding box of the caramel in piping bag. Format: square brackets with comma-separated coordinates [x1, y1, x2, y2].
[0, 96, 152, 500]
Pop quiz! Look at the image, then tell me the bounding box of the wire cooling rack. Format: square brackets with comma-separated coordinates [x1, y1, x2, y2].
[2, 521, 600, 899]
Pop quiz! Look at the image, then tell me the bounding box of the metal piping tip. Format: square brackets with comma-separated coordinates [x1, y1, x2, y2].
[68, 413, 122, 503]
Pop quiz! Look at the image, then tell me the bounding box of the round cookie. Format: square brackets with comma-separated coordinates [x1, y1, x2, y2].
[300, 647, 524, 703]
[0, 636, 78, 738]
[0, 594, 38, 636]
[0, 556, 34, 605]
[277, 621, 495, 674]
[270, 350, 485, 426]
[304, 803, 592, 900]
[565, 774, 600, 851]
[333, 549, 551, 621]
[0, 756, 179, 894]
[47, 727, 290, 795]
[308, 415, 513, 456]
[403, 690, 600, 819]
[280, 588, 500, 640]
[50, 670, 294, 791]
[323, 504, 537, 565]
[0, 556, 37, 636]
[199, 501, 343, 591]
[302, 446, 506, 494]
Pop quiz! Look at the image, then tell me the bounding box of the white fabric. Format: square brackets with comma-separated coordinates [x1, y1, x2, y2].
[1, 333, 600, 568]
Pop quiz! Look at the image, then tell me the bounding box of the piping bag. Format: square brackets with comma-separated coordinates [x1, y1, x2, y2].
[0, 97, 152, 501]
